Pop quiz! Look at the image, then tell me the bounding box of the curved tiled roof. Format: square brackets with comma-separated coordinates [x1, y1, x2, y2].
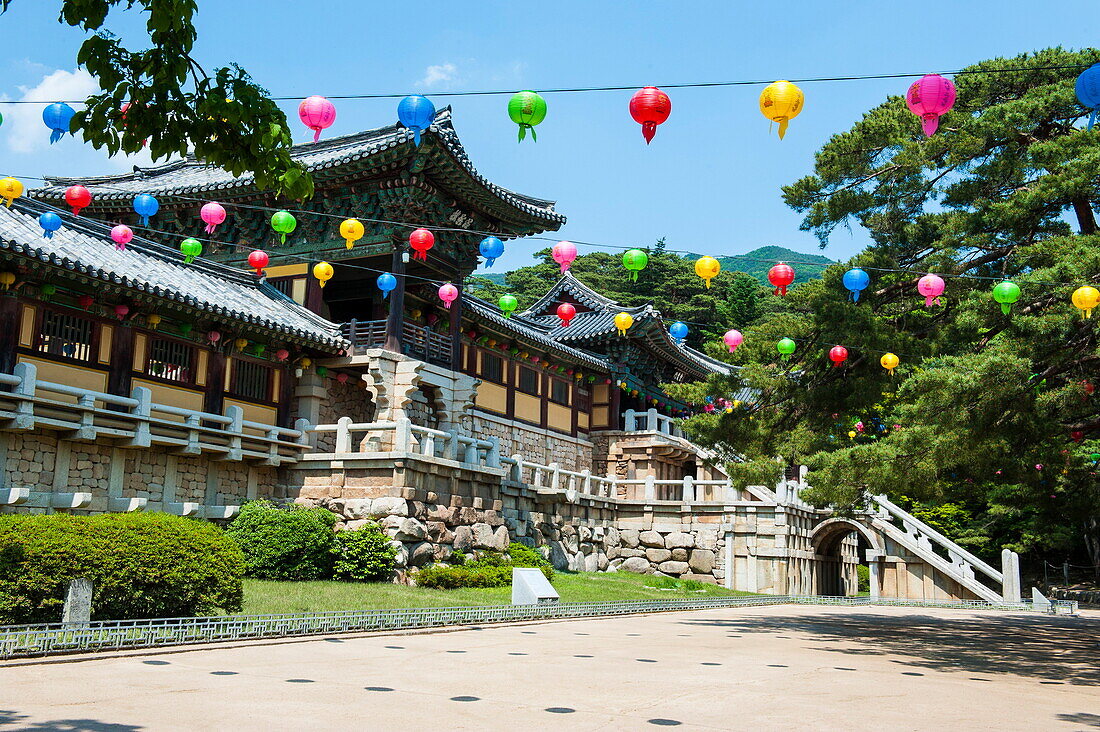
[463, 294, 608, 370]
[0, 199, 347, 351]
[522, 271, 618, 313]
[31, 109, 565, 230]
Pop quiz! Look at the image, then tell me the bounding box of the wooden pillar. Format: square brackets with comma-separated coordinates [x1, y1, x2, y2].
[107, 324, 134, 397]
[276, 364, 295, 427]
[505, 359, 516, 419]
[449, 282, 463, 371]
[205, 351, 227, 415]
[609, 380, 622, 430]
[0, 296, 19, 375]
[540, 371, 549, 428]
[384, 246, 406, 354]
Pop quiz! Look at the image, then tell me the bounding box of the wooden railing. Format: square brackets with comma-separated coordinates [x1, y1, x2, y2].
[340, 319, 451, 363]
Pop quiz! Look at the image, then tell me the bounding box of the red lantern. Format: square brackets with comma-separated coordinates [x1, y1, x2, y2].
[629, 87, 671, 144]
[1071, 430, 1084, 443]
[247, 250, 269, 276]
[113, 304, 130, 321]
[768, 263, 795, 295]
[275, 348, 290, 362]
[409, 228, 434, 261]
[77, 294, 94, 311]
[336, 372, 349, 384]
[828, 346, 848, 368]
[556, 302, 577, 327]
[64, 185, 92, 216]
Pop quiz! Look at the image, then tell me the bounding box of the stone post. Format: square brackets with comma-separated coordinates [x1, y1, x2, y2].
[62, 578, 93, 625]
[12, 361, 37, 430]
[644, 475, 656, 502]
[1001, 548, 1021, 602]
[681, 474, 694, 502]
[293, 371, 328, 429]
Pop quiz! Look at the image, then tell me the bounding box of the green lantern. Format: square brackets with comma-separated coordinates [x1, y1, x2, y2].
[316, 365, 329, 378]
[178, 322, 193, 336]
[180, 237, 202, 263]
[507, 91, 547, 142]
[992, 280, 1020, 315]
[777, 337, 797, 361]
[622, 248, 649, 282]
[271, 210, 297, 244]
[498, 294, 519, 318]
[40, 283, 56, 299]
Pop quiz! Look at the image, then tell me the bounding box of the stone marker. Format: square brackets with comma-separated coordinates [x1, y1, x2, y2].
[62, 577, 93, 624]
[511, 568, 559, 605]
[1031, 587, 1052, 613]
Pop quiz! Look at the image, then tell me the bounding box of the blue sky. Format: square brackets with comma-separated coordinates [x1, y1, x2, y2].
[2, 1, 1098, 271]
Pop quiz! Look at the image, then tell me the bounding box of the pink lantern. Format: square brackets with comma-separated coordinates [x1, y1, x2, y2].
[208, 330, 222, 345]
[113, 304, 129, 321]
[552, 241, 578, 273]
[556, 303, 577, 327]
[200, 202, 226, 234]
[110, 224, 133, 250]
[275, 348, 290, 361]
[723, 329, 743, 353]
[438, 283, 459, 309]
[906, 74, 956, 137]
[336, 372, 349, 384]
[298, 96, 337, 142]
[917, 274, 945, 307]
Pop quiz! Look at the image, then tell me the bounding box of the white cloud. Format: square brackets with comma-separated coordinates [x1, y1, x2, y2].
[418, 62, 458, 88]
[2, 67, 98, 154]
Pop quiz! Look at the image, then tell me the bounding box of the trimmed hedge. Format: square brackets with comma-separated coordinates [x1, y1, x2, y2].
[417, 543, 554, 589]
[0, 512, 244, 624]
[331, 523, 397, 581]
[225, 500, 338, 580]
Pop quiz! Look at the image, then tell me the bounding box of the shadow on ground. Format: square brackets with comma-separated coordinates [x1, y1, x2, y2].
[0, 709, 142, 731]
[679, 611, 1100, 686]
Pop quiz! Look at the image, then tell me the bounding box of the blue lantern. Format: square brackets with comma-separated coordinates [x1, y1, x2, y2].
[704, 395, 714, 404]
[669, 321, 688, 342]
[842, 267, 870, 302]
[133, 194, 160, 227]
[1076, 63, 1100, 130]
[479, 236, 505, 267]
[42, 102, 76, 144]
[397, 95, 436, 146]
[376, 273, 397, 299]
[38, 212, 63, 239]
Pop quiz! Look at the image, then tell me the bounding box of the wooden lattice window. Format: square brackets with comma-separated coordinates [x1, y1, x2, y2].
[146, 338, 194, 384]
[37, 310, 94, 362]
[231, 359, 272, 401]
[518, 366, 540, 395]
[269, 278, 294, 297]
[550, 379, 570, 406]
[480, 352, 504, 384]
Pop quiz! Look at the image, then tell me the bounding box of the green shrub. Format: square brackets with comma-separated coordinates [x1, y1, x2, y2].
[416, 543, 552, 589]
[0, 512, 244, 624]
[225, 500, 337, 580]
[449, 550, 468, 566]
[856, 564, 870, 593]
[331, 524, 397, 582]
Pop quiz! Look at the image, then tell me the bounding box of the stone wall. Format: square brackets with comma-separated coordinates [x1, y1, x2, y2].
[472, 410, 595, 473]
[314, 379, 376, 452]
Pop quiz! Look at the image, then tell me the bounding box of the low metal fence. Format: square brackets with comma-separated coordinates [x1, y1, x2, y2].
[0, 595, 1076, 661]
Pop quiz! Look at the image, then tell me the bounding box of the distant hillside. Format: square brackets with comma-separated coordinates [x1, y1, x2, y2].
[709, 246, 835, 286]
[478, 272, 507, 285]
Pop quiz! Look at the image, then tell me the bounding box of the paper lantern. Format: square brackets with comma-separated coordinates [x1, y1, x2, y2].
[146, 314, 161, 330]
[409, 228, 434, 261]
[270, 210, 296, 244]
[313, 261, 334, 288]
[298, 95, 337, 142]
[0, 177, 23, 207]
[480, 236, 505, 267]
[397, 95, 436, 146]
[43, 102, 75, 144]
[110, 224, 133, 251]
[880, 352, 899, 374]
[200, 202, 226, 234]
[1072, 285, 1100, 318]
[906, 74, 956, 137]
[723, 329, 743, 353]
[768, 263, 795, 295]
[275, 348, 290, 361]
[336, 372, 349, 384]
[1075, 63, 1100, 129]
[695, 256, 721, 288]
[113, 304, 130, 321]
[180, 238, 202, 263]
[498, 294, 518, 318]
[629, 87, 671, 143]
[829, 345, 848, 368]
[133, 194, 159, 226]
[77, 294, 94, 310]
[438, 283, 459, 309]
[777, 337, 796, 360]
[248, 250, 269, 277]
[234, 337, 249, 352]
[208, 330, 222, 345]
[843, 268, 870, 302]
[556, 303, 576, 327]
[340, 218, 364, 250]
[669, 321, 688, 342]
[64, 185, 92, 216]
[552, 241, 577, 273]
[918, 274, 945, 307]
[614, 312, 634, 336]
[992, 281, 1020, 315]
[376, 273, 397, 299]
[0, 272, 15, 291]
[508, 91, 547, 142]
[39, 212, 62, 239]
[848, 430, 857, 439]
[759, 81, 804, 139]
[623, 248, 648, 281]
[300, 357, 313, 368]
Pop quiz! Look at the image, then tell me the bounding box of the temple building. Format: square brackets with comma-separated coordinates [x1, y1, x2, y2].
[0, 111, 1014, 602]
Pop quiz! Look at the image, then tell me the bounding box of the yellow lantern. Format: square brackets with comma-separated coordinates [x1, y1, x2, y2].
[1072, 286, 1100, 318]
[0, 272, 15, 290]
[340, 218, 364, 250]
[300, 357, 313, 368]
[880, 352, 899, 374]
[234, 337, 248, 352]
[694, 256, 721, 288]
[848, 430, 857, 439]
[313, 261, 334, 288]
[147, 314, 162, 330]
[759, 80, 804, 139]
[0, 177, 22, 207]
[614, 311, 634, 336]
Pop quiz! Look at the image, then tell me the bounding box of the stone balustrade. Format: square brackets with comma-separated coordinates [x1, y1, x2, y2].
[307, 416, 500, 469]
[622, 407, 684, 438]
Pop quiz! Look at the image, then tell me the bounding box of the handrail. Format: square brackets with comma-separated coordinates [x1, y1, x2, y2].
[622, 407, 684, 437]
[306, 416, 501, 469]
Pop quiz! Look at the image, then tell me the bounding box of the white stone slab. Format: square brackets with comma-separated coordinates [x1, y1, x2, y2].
[511, 568, 559, 605]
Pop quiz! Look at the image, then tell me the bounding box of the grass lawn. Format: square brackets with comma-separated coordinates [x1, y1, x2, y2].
[240, 571, 756, 615]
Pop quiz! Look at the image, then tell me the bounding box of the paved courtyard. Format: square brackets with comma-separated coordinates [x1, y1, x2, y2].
[2, 604, 1097, 731]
